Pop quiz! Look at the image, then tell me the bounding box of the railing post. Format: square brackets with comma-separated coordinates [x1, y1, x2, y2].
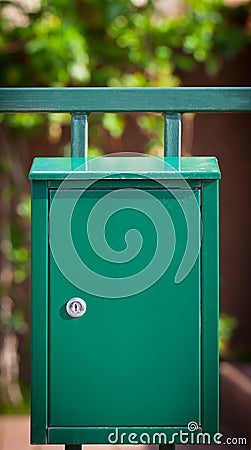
[163, 113, 181, 158]
[71, 112, 88, 158]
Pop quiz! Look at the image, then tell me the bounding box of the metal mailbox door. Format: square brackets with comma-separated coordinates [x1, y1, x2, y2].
[49, 187, 201, 427]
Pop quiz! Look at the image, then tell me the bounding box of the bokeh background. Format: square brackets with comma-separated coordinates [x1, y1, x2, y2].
[0, 0, 250, 448]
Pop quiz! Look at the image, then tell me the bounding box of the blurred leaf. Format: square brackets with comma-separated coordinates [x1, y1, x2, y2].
[16, 195, 31, 219]
[2, 185, 16, 200]
[103, 114, 125, 138]
[0, 309, 28, 334]
[8, 246, 29, 264]
[0, 158, 11, 172]
[88, 146, 103, 157]
[10, 224, 24, 247]
[13, 267, 27, 283]
[220, 313, 238, 359]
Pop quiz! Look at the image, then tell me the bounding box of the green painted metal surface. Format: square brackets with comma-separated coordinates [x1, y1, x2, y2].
[30, 181, 48, 444]
[0, 87, 251, 112]
[163, 114, 181, 157]
[201, 180, 219, 434]
[71, 113, 88, 158]
[29, 156, 220, 180]
[48, 426, 200, 445]
[49, 188, 201, 427]
[29, 156, 220, 444]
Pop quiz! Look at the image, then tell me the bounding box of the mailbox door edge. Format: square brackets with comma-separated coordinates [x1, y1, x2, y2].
[201, 179, 220, 435]
[31, 180, 48, 443]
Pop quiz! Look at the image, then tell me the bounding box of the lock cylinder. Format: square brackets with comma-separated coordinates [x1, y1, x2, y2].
[66, 297, 87, 318]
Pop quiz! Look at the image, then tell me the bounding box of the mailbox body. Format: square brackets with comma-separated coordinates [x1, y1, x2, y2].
[29, 156, 220, 445]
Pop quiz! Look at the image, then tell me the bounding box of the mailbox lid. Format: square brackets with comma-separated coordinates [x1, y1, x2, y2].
[49, 187, 201, 427]
[29, 156, 220, 180]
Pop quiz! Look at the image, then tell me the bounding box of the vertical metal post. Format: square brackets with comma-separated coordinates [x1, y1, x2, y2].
[159, 444, 175, 450]
[65, 445, 82, 450]
[71, 112, 88, 158]
[163, 113, 181, 158]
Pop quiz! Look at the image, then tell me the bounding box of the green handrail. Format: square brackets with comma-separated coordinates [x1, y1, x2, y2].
[0, 87, 250, 112]
[0, 87, 250, 157]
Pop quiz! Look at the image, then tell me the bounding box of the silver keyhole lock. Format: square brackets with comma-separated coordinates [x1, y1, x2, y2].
[66, 297, 87, 318]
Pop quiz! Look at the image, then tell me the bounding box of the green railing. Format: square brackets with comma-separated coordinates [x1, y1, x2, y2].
[0, 87, 250, 158]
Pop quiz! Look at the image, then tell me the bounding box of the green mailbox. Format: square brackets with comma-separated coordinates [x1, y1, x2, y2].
[29, 155, 220, 447]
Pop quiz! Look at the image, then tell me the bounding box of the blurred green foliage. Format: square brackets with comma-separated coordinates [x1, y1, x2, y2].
[0, 308, 28, 334]
[1, 0, 250, 87]
[0, 381, 30, 414]
[0, 0, 250, 143]
[220, 313, 238, 360]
